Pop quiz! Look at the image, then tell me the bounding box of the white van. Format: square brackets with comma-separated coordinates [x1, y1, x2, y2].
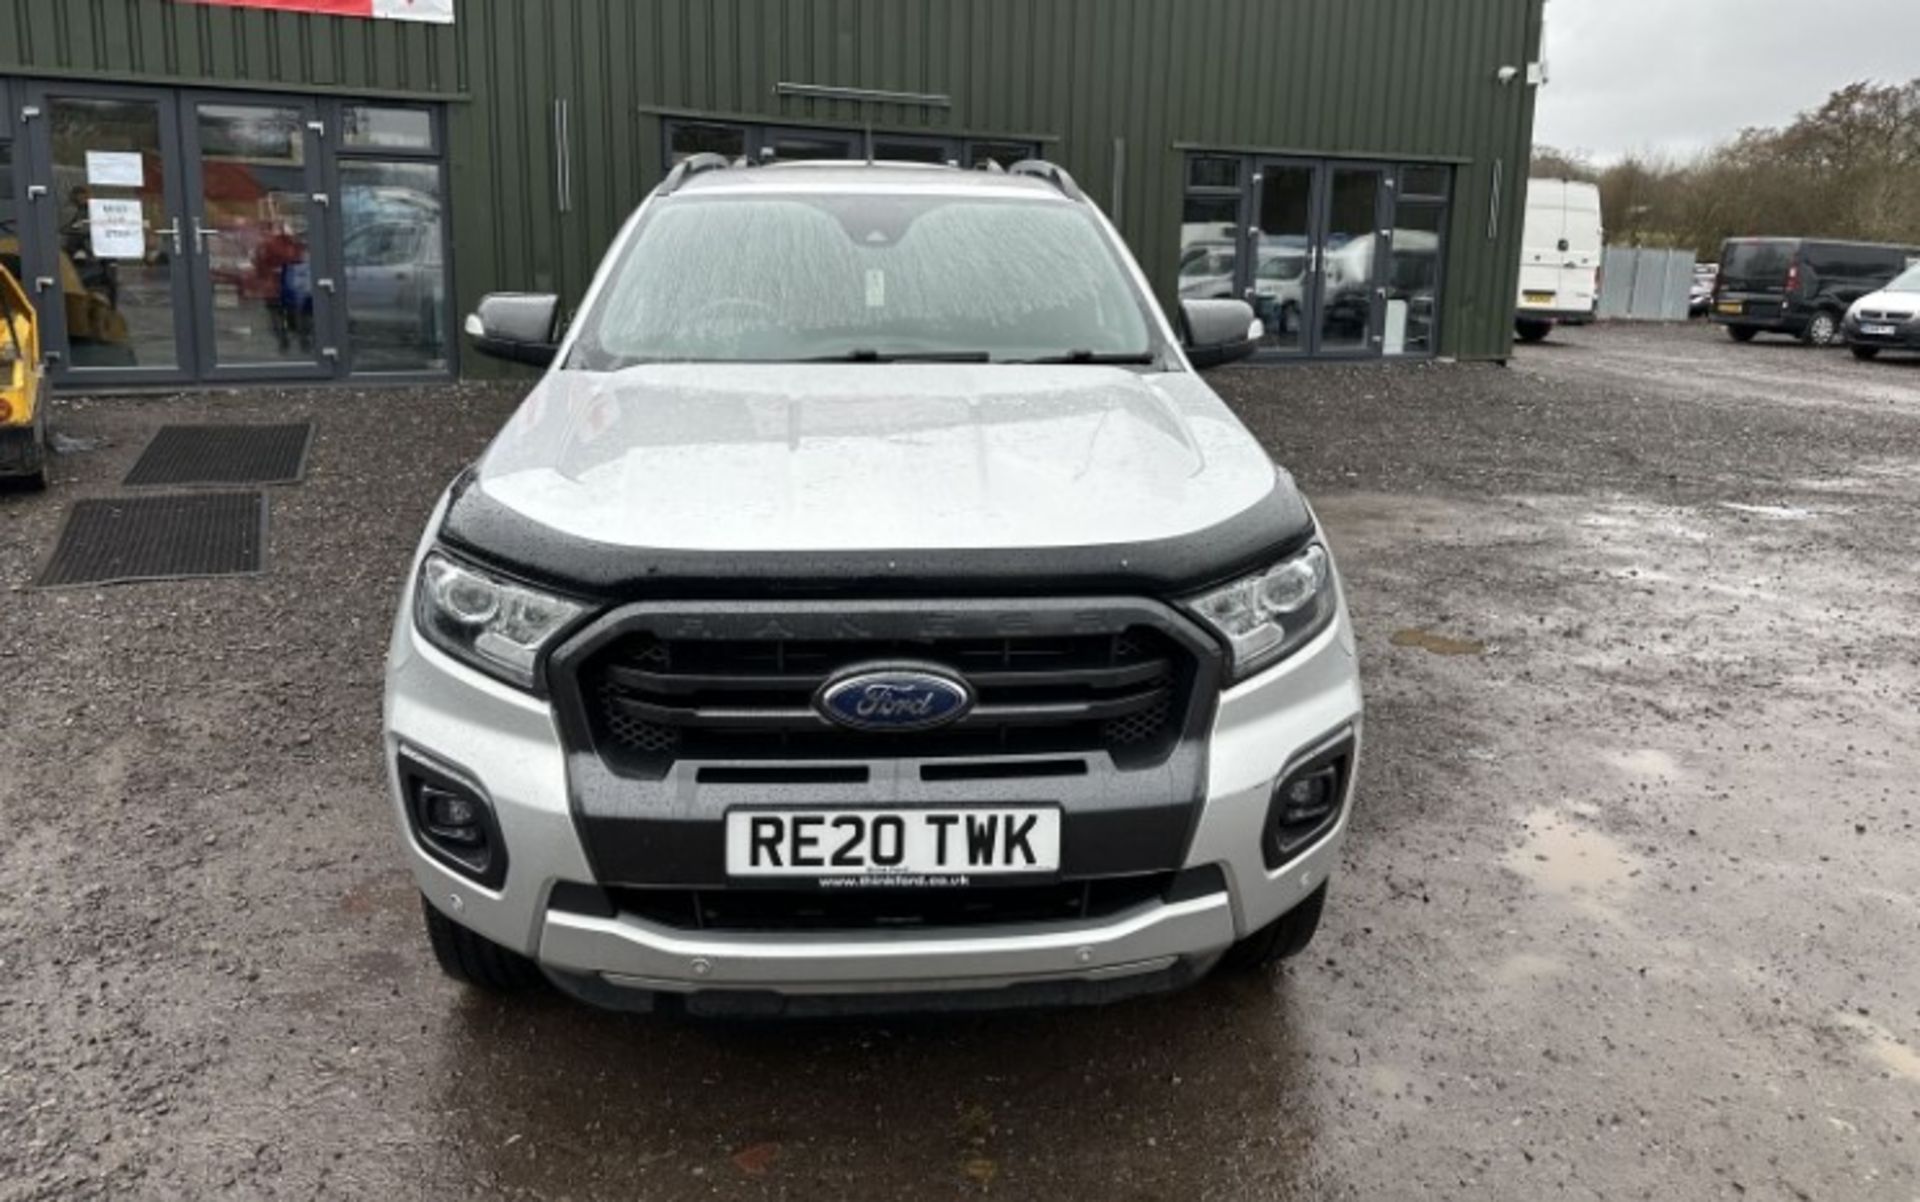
[1515, 178, 1603, 343]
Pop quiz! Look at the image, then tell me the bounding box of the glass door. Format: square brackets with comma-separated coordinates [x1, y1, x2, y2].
[26, 83, 195, 384]
[1318, 166, 1389, 356]
[1248, 161, 1320, 355]
[183, 96, 332, 380]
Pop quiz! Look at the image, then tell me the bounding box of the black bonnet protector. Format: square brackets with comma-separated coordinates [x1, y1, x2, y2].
[436, 467, 1316, 600]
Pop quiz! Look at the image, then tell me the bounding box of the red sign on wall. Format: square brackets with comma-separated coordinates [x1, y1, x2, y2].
[182, 0, 454, 23]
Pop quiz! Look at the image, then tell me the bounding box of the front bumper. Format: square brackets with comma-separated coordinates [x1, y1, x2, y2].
[1844, 317, 1920, 350]
[385, 578, 1363, 1008]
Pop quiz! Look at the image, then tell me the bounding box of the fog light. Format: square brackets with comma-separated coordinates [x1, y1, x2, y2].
[1279, 769, 1339, 825]
[423, 787, 482, 841]
[400, 754, 507, 888]
[1262, 738, 1353, 870]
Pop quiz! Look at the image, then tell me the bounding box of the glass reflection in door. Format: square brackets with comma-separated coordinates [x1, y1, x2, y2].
[1252, 165, 1315, 353]
[1319, 168, 1386, 354]
[46, 96, 181, 370]
[193, 103, 317, 368]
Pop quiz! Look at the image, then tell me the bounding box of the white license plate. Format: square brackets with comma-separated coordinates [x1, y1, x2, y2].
[1862, 323, 1897, 337]
[726, 808, 1061, 878]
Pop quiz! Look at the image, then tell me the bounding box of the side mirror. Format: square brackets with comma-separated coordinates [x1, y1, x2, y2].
[1180, 299, 1262, 370]
[465, 293, 562, 367]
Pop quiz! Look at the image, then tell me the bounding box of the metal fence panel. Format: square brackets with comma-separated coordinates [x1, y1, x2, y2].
[1599, 246, 1698, 320]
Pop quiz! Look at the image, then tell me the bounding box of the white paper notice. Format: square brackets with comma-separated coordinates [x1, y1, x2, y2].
[85, 151, 144, 188]
[88, 199, 147, 260]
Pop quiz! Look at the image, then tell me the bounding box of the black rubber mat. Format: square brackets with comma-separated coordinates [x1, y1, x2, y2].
[124, 423, 312, 487]
[36, 493, 267, 588]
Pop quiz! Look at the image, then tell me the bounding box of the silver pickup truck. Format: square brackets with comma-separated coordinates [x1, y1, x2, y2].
[384, 157, 1363, 1016]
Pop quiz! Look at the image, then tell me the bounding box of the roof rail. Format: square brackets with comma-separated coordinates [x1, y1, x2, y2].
[1007, 159, 1083, 201]
[659, 152, 733, 196]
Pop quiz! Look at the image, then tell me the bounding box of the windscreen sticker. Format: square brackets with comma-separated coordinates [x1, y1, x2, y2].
[865, 269, 886, 309]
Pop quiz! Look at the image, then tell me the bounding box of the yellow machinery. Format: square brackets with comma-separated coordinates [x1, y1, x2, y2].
[0, 259, 47, 489]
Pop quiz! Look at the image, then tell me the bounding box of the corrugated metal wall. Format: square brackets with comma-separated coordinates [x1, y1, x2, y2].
[4, 0, 1545, 366]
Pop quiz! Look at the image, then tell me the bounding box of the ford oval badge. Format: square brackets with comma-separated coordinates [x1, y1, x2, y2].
[815, 665, 974, 733]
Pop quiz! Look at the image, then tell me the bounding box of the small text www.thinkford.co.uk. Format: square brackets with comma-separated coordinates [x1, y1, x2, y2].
[818, 875, 973, 889]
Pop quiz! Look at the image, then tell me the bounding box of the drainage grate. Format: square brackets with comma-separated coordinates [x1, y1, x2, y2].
[36, 492, 267, 588]
[124, 423, 313, 487]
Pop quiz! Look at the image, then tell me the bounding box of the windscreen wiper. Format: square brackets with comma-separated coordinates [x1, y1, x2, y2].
[1010, 350, 1160, 365]
[805, 350, 994, 363]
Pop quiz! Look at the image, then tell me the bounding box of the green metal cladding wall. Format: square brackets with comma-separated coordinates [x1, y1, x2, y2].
[3, 0, 1545, 369]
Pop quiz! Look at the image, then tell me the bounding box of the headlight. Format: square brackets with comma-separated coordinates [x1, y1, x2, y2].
[414, 551, 590, 690]
[1182, 542, 1336, 681]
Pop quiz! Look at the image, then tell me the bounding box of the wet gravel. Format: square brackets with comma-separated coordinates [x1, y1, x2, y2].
[2, 322, 1917, 1200]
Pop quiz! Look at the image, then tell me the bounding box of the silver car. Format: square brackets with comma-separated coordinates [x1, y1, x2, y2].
[385, 158, 1363, 1016]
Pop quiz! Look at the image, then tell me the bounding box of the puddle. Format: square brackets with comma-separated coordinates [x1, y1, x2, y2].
[1391, 628, 1486, 657]
[1506, 808, 1641, 899]
[1835, 1014, 1920, 1085]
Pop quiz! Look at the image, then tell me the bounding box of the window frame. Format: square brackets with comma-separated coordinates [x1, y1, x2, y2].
[1179, 153, 1453, 360]
[339, 103, 441, 157]
[323, 100, 455, 378]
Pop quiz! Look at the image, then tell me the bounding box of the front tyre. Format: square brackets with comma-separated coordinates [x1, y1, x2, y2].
[1219, 885, 1328, 973]
[1801, 310, 1841, 347]
[420, 895, 545, 992]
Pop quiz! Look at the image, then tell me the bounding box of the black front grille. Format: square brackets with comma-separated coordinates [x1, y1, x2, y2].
[608, 873, 1179, 932]
[583, 627, 1194, 775]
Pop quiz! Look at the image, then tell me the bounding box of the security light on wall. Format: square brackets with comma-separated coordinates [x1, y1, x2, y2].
[1496, 62, 1548, 86]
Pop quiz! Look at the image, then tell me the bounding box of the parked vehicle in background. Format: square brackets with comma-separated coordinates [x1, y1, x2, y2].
[390, 158, 1362, 1016]
[0, 261, 47, 489]
[1689, 263, 1718, 318]
[1514, 178, 1602, 343]
[1844, 263, 1920, 361]
[1712, 238, 1918, 346]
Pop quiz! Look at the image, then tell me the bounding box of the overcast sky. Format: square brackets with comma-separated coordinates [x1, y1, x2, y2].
[1534, 0, 1920, 164]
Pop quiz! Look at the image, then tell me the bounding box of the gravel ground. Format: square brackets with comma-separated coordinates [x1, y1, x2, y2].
[1, 321, 1916, 1200]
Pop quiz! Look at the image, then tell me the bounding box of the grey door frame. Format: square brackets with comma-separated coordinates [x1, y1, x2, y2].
[21, 78, 198, 388]
[1312, 160, 1394, 360]
[179, 88, 337, 383]
[1247, 157, 1324, 357]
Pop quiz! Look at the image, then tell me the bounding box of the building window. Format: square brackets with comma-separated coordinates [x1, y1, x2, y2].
[1401, 164, 1451, 199]
[874, 136, 955, 165]
[340, 159, 448, 373]
[1182, 153, 1451, 359]
[1388, 201, 1446, 356]
[1188, 157, 1241, 190]
[667, 121, 748, 166]
[343, 106, 437, 153]
[966, 140, 1040, 170]
[1179, 195, 1241, 302]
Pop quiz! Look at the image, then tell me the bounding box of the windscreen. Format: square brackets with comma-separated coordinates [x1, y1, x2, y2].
[1720, 241, 1793, 289]
[1882, 264, 1920, 294]
[569, 193, 1157, 366]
